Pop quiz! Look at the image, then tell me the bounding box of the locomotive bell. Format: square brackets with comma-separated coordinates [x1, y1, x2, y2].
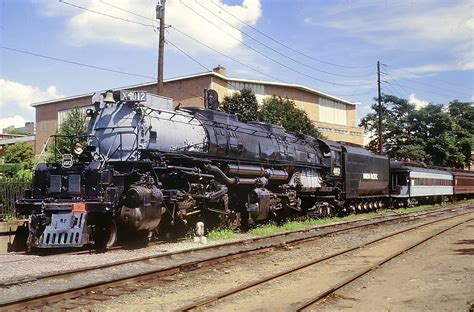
[103, 90, 115, 104]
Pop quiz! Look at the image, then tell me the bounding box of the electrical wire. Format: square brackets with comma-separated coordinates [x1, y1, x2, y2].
[179, 0, 374, 87]
[167, 38, 273, 94]
[59, 0, 376, 99]
[385, 72, 471, 97]
[59, 0, 156, 28]
[60, 0, 285, 83]
[192, 0, 374, 78]
[97, 0, 374, 87]
[385, 64, 473, 91]
[98, 0, 156, 23]
[382, 81, 405, 99]
[209, 0, 373, 69]
[387, 79, 455, 99]
[334, 89, 376, 97]
[168, 26, 286, 83]
[0, 45, 156, 79]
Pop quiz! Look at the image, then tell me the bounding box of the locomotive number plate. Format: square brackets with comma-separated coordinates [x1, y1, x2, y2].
[62, 154, 73, 168]
[120, 91, 147, 102]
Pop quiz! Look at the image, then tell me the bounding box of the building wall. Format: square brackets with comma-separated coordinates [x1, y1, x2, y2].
[265, 84, 321, 122]
[161, 76, 210, 108]
[265, 84, 363, 145]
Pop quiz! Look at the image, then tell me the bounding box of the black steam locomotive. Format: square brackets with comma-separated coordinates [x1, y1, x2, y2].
[15, 90, 397, 249]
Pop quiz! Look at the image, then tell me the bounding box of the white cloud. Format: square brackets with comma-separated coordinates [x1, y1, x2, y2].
[408, 93, 429, 110]
[306, 0, 474, 72]
[39, 0, 262, 54]
[0, 79, 63, 132]
[0, 115, 27, 133]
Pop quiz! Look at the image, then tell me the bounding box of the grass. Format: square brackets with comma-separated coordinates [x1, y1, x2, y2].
[206, 199, 473, 240]
[247, 200, 471, 237]
[207, 228, 236, 240]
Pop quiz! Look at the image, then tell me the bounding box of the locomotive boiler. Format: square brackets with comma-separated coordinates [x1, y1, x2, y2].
[16, 90, 389, 249]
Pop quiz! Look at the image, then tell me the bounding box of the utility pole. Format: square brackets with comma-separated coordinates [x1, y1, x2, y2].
[156, 0, 166, 95]
[377, 60, 383, 155]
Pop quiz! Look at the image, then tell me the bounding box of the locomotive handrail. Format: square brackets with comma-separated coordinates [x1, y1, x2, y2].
[35, 134, 103, 167]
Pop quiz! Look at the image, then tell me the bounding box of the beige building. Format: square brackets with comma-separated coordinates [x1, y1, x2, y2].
[32, 66, 364, 153]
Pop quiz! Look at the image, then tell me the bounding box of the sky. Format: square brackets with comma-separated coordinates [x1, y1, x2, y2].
[0, 0, 473, 133]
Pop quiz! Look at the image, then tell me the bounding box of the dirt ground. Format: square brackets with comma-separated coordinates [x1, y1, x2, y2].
[313, 218, 474, 312]
[91, 212, 473, 312]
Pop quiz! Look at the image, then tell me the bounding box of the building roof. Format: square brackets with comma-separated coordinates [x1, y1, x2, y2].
[31, 71, 357, 107]
[0, 135, 35, 145]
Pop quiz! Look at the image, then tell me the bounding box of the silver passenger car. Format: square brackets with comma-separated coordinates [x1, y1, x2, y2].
[390, 162, 453, 206]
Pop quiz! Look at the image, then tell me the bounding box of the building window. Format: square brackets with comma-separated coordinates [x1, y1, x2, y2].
[319, 97, 347, 126]
[227, 81, 266, 104]
[57, 106, 93, 128]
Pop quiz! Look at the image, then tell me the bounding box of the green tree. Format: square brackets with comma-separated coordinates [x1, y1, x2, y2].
[49, 108, 88, 161]
[219, 88, 259, 122]
[7, 129, 32, 135]
[360, 94, 417, 158]
[259, 96, 323, 138]
[360, 95, 470, 168]
[4, 142, 34, 170]
[448, 100, 474, 168]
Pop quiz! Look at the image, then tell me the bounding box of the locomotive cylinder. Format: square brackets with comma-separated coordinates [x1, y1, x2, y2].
[120, 184, 163, 231]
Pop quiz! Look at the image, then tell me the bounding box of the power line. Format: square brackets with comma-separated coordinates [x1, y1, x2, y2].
[60, 0, 284, 83]
[387, 79, 455, 99]
[168, 37, 374, 99]
[383, 74, 411, 95]
[167, 35, 279, 94]
[97, 0, 374, 88]
[59, 0, 155, 28]
[168, 26, 286, 83]
[193, 0, 374, 78]
[385, 64, 472, 91]
[331, 89, 375, 97]
[385, 70, 464, 99]
[0, 45, 156, 79]
[180, 0, 374, 87]
[167, 40, 209, 72]
[58, 0, 375, 98]
[382, 81, 405, 99]
[385, 72, 471, 97]
[208, 0, 373, 70]
[98, 0, 156, 24]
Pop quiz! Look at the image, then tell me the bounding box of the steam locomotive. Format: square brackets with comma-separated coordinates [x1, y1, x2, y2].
[15, 90, 473, 249]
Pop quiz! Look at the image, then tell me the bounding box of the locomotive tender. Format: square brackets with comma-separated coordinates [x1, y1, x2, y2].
[15, 90, 471, 249]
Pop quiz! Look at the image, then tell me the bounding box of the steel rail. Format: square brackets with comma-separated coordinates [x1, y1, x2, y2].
[0, 204, 471, 310]
[176, 212, 474, 311]
[1, 204, 464, 287]
[295, 217, 472, 311]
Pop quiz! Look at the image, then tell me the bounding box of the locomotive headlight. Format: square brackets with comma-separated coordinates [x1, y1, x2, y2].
[73, 142, 84, 155]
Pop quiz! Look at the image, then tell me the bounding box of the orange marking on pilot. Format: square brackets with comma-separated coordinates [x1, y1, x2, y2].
[72, 202, 86, 212]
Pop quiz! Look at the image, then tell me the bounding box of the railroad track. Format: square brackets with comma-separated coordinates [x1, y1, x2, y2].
[0, 204, 465, 283]
[178, 210, 473, 311]
[0, 203, 472, 310]
[0, 239, 181, 266]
